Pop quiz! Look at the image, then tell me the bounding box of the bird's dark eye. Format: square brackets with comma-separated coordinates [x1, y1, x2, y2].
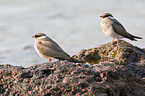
[105, 14, 113, 17]
[104, 15, 108, 17]
[35, 35, 41, 37]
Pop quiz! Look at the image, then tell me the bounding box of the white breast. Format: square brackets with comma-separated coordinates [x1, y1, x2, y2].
[34, 40, 55, 60]
[101, 18, 123, 39]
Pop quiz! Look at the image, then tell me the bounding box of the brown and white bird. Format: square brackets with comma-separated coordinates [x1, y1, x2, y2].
[32, 33, 80, 62]
[100, 13, 143, 45]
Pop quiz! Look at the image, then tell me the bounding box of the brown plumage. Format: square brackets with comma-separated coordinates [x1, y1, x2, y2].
[100, 13, 143, 45]
[33, 33, 82, 63]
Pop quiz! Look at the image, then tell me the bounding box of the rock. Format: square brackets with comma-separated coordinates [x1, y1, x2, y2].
[73, 40, 145, 64]
[0, 40, 145, 95]
[142, 48, 145, 53]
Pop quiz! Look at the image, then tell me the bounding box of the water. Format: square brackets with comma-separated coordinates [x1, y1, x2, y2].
[0, 0, 145, 67]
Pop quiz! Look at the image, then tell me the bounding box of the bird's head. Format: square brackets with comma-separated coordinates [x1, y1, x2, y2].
[32, 33, 47, 39]
[100, 13, 113, 18]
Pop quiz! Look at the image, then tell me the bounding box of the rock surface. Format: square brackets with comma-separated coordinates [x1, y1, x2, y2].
[0, 40, 145, 96]
[73, 40, 145, 64]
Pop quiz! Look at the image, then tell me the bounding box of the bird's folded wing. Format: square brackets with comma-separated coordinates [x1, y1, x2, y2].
[41, 39, 65, 52]
[111, 19, 133, 40]
[37, 40, 71, 60]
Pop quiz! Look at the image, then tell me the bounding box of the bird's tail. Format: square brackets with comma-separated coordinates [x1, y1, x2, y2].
[69, 57, 84, 63]
[129, 34, 143, 41]
[132, 35, 143, 39]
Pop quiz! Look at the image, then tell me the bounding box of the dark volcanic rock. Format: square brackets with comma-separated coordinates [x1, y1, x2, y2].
[73, 40, 145, 64]
[0, 61, 145, 96]
[0, 40, 145, 96]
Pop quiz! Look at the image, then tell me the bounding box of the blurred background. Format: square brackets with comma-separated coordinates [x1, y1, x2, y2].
[0, 0, 145, 67]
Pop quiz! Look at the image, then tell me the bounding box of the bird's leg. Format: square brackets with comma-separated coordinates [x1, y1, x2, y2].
[49, 59, 52, 62]
[111, 38, 114, 44]
[117, 39, 119, 45]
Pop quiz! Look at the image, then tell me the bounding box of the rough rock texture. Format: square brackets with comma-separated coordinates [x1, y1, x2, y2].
[73, 40, 145, 64]
[0, 40, 145, 96]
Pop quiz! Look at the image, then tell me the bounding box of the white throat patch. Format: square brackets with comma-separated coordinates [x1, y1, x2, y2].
[38, 36, 47, 39]
[107, 16, 115, 19]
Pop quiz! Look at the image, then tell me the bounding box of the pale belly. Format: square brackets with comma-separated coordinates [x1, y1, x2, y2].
[34, 41, 55, 60]
[101, 24, 123, 39]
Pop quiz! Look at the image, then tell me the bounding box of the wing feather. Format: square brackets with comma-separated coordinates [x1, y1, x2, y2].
[110, 19, 135, 40]
[36, 38, 71, 60]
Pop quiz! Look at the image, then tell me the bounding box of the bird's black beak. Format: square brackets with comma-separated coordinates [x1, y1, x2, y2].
[32, 36, 35, 38]
[100, 16, 102, 18]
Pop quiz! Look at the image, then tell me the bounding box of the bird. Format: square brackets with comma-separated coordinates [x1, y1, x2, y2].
[100, 13, 143, 45]
[32, 33, 81, 63]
